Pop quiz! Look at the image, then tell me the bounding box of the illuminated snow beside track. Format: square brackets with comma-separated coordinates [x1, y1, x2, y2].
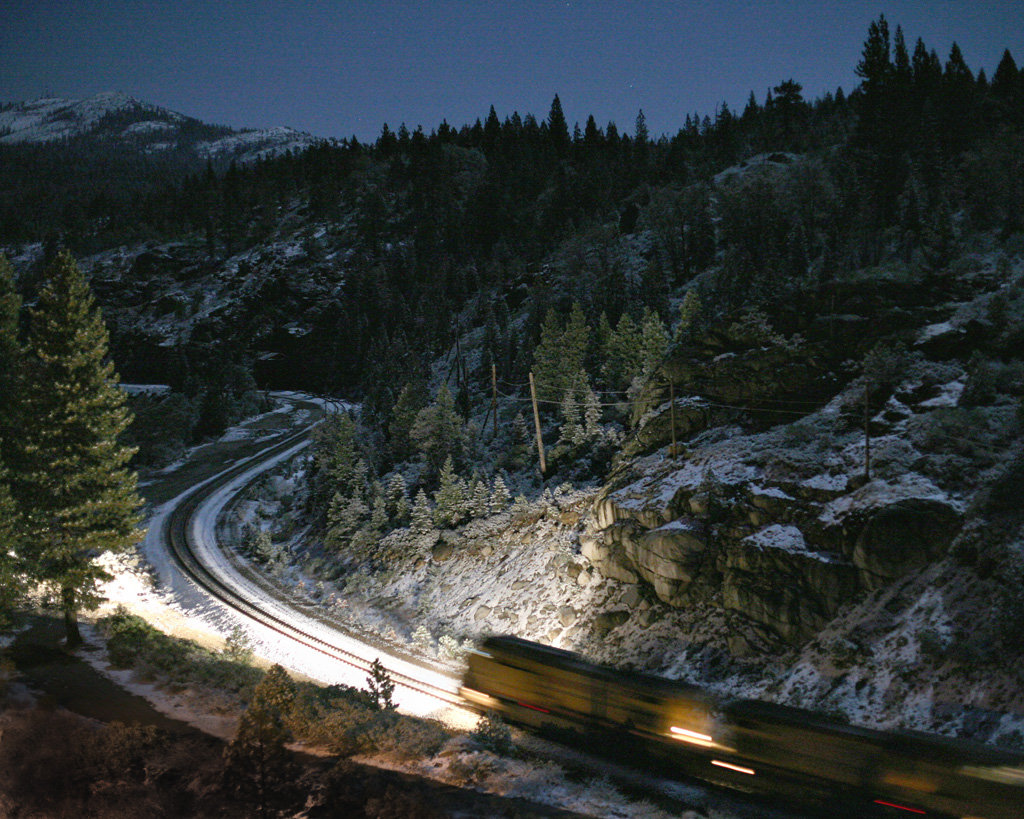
[163, 425, 468, 726]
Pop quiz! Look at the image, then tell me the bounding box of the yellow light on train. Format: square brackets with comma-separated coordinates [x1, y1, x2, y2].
[711, 760, 756, 776]
[460, 687, 499, 708]
[960, 764, 1024, 784]
[670, 726, 715, 747]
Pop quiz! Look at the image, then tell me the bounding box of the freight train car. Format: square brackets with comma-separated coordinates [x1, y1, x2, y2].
[461, 635, 717, 749]
[723, 698, 1024, 819]
[462, 635, 1024, 819]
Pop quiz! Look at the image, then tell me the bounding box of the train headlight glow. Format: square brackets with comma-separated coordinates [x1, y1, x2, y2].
[711, 760, 755, 776]
[670, 726, 715, 747]
[460, 687, 499, 708]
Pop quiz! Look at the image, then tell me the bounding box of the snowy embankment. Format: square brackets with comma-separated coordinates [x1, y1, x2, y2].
[185, 434, 464, 720]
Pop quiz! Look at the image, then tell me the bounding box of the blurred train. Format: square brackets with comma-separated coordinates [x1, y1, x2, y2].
[461, 636, 1024, 819]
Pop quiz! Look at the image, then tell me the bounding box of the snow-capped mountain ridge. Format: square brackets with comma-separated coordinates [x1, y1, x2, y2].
[0, 92, 323, 163]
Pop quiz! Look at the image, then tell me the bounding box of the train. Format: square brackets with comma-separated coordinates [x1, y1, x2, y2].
[460, 635, 1024, 819]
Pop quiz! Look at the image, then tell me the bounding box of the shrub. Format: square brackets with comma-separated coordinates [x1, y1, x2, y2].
[98, 607, 261, 693]
[471, 711, 514, 755]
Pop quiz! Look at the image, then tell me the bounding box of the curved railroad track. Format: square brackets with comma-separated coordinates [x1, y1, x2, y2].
[161, 417, 464, 711]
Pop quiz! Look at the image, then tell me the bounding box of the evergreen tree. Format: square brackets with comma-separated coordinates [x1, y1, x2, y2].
[547, 94, 571, 158]
[385, 472, 410, 524]
[12, 251, 141, 647]
[367, 657, 396, 711]
[558, 377, 585, 447]
[601, 312, 644, 393]
[410, 383, 466, 474]
[433, 455, 467, 528]
[677, 289, 702, 340]
[639, 308, 669, 376]
[532, 303, 590, 402]
[317, 412, 361, 496]
[991, 49, 1021, 115]
[0, 256, 20, 455]
[0, 454, 24, 625]
[388, 382, 426, 464]
[369, 493, 389, 533]
[410, 489, 434, 534]
[470, 478, 490, 518]
[531, 308, 565, 401]
[583, 384, 603, 441]
[490, 474, 511, 512]
[326, 492, 369, 549]
[634, 109, 649, 168]
[224, 664, 297, 818]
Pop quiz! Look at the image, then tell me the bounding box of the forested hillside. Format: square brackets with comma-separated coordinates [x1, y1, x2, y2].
[3, 16, 1024, 738]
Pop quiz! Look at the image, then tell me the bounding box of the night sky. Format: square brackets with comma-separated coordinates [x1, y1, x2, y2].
[3, 1, 1023, 142]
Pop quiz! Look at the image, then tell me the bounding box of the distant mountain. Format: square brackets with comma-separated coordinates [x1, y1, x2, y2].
[0, 91, 324, 163]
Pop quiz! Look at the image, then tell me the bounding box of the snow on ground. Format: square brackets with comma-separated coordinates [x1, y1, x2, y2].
[120, 383, 171, 396]
[0, 92, 165, 143]
[196, 125, 321, 161]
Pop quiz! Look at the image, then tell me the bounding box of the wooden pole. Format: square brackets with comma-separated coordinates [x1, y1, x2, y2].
[670, 380, 677, 460]
[491, 363, 498, 439]
[529, 371, 546, 476]
[863, 381, 871, 481]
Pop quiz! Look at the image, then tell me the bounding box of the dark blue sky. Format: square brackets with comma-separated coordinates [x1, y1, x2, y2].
[3, 1, 1022, 142]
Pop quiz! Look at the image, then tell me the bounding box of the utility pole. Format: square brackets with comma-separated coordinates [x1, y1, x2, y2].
[528, 371, 546, 476]
[863, 381, 871, 481]
[670, 380, 678, 461]
[491, 363, 498, 439]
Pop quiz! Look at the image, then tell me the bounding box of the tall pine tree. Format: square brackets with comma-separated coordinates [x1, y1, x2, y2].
[0, 455, 24, 625]
[0, 255, 20, 455]
[12, 250, 142, 647]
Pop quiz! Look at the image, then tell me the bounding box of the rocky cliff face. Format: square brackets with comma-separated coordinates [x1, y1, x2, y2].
[575, 249, 1024, 650]
[586, 406, 965, 645]
[576, 298, 1002, 646]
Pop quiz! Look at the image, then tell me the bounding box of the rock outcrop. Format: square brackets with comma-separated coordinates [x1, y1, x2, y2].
[586, 405, 964, 646]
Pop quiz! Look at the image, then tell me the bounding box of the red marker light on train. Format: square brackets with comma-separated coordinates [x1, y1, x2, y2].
[873, 799, 926, 814]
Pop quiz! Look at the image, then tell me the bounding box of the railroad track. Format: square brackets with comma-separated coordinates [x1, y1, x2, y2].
[161, 418, 464, 710]
[156, 408, 771, 817]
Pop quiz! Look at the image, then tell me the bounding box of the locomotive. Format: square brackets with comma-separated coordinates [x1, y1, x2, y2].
[461, 635, 1024, 819]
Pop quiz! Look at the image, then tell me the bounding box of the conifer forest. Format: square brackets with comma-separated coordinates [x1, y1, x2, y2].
[1, 13, 1024, 819]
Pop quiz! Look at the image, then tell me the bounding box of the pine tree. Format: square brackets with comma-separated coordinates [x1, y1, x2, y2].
[224, 664, 297, 818]
[410, 383, 466, 474]
[991, 49, 1020, 102]
[470, 478, 490, 518]
[677, 289, 702, 340]
[634, 109, 649, 168]
[602, 312, 637, 390]
[12, 251, 142, 647]
[558, 382, 583, 446]
[433, 455, 467, 528]
[639, 308, 669, 376]
[309, 411, 361, 520]
[386, 472, 410, 524]
[366, 657, 396, 711]
[547, 94, 571, 158]
[489, 474, 511, 512]
[532, 303, 590, 402]
[0, 255, 21, 455]
[388, 382, 425, 463]
[369, 493, 389, 533]
[410, 489, 434, 534]
[0, 455, 24, 625]
[531, 308, 564, 402]
[326, 492, 369, 549]
[583, 384, 602, 441]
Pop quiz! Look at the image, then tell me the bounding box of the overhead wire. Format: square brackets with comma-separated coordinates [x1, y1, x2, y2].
[491, 375, 1017, 457]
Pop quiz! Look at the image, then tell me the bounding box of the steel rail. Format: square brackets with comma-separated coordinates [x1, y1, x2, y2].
[162, 422, 464, 709]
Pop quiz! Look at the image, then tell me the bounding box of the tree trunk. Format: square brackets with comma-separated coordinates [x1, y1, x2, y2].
[62, 584, 83, 648]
